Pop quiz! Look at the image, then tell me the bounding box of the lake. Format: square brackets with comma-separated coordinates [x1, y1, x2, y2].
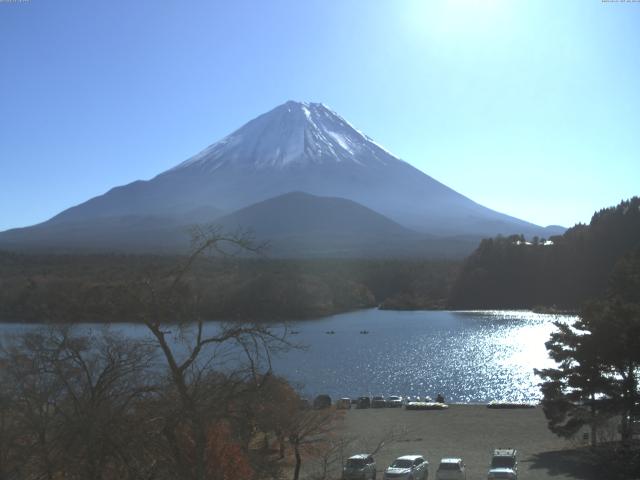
[269, 309, 573, 403]
[0, 309, 573, 403]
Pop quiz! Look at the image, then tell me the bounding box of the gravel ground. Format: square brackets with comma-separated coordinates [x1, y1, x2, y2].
[332, 405, 599, 480]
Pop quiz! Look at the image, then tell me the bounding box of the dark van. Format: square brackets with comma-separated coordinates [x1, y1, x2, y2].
[313, 394, 332, 409]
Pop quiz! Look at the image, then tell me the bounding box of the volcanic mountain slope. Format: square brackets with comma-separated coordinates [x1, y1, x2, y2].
[0, 101, 564, 254]
[0, 210, 222, 254]
[214, 192, 471, 257]
[0, 192, 478, 257]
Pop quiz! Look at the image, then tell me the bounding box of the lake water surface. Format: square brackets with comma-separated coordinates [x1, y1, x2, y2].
[269, 309, 574, 403]
[0, 309, 574, 403]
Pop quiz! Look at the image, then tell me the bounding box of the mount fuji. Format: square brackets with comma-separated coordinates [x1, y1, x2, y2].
[0, 101, 563, 256]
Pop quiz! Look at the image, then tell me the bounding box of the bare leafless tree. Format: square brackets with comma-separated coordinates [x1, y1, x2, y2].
[0, 327, 157, 480]
[305, 424, 410, 480]
[0, 228, 300, 480]
[284, 407, 342, 480]
[307, 434, 356, 480]
[362, 425, 410, 457]
[131, 227, 291, 480]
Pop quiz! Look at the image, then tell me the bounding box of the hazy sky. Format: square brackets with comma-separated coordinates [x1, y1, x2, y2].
[1, 0, 638, 231]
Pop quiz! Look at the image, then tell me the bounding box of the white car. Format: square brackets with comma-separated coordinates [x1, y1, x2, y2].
[384, 455, 428, 480]
[386, 395, 403, 407]
[343, 454, 376, 480]
[487, 449, 517, 480]
[436, 458, 466, 480]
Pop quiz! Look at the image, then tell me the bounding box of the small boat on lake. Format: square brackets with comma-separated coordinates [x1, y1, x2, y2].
[405, 402, 448, 411]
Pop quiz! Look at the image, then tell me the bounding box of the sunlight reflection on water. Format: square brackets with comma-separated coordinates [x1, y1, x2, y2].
[0, 309, 576, 404]
[269, 309, 577, 403]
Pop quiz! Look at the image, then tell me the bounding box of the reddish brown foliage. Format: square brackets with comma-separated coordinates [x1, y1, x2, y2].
[205, 422, 254, 480]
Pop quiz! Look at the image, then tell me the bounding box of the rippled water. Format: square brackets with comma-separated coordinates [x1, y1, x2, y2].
[268, 309, 575, 403]
[0, 309, 575, 403]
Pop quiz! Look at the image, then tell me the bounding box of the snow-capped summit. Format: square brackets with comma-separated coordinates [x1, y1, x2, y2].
[0, 100, 565, 255]
[171, 101, 402, 172]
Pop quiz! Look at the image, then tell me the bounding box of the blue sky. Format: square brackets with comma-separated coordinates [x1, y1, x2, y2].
[1, 0, 638, 231]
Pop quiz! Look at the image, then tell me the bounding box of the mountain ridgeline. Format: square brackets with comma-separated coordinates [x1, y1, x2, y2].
[0, 101, 562, 257]
[0, 198, 637, 322]
[450, 197, 640, 309]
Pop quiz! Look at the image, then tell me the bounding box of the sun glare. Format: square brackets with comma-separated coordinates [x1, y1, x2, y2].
[408, 0, 512, 43]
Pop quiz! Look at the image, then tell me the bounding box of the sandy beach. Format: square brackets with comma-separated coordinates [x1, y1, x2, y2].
[332, 405, 599, 480]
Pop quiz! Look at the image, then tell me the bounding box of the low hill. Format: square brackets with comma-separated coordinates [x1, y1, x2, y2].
[215, 192, 435, 257]
[0, 192, 481, 258]
[218, 191, 414, 237]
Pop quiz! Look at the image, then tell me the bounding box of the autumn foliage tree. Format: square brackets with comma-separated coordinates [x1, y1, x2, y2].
[205, 422, 254, 480]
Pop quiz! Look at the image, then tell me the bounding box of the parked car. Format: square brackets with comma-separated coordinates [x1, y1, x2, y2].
[313, 394, 332, 409]
[372, 396, 387, 408]
[337, 398, 352, 409]
[343, 454, 376, 480]
[386, 395, 403, 407]
[384, 455, 428, 480]
[436, 458, 466, 480]
[357, 396, 371, 409]
[487, 449, 517, 480]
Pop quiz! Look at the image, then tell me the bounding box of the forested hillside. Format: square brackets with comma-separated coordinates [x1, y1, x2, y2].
[0, 253, 458, 322]
[449, 197, 640, 309]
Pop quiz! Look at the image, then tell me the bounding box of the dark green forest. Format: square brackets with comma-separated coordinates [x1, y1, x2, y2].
[0, 253, 458, 322]
[450, 197, 640, 309]
[2, 197, 639, 322]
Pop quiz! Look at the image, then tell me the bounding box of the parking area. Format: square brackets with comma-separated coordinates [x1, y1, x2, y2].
[337, 405, 597, 480]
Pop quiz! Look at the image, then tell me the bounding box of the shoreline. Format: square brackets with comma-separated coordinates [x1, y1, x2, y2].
[0, 306, 577, 325]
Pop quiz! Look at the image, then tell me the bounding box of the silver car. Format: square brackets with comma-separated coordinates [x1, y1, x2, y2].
[436, 458, 466, 480]
[343, 454, 377, 480]
[384, 455, 428, 480]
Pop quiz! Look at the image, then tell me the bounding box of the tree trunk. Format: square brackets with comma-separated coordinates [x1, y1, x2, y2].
[278, 432, 285, 459]
[194, 419, 207, 480]
[292, 442, 301, 480]
[589, 395, 597, 447]
[621, 413, 629, 444]
[621, 363, 636, 445]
